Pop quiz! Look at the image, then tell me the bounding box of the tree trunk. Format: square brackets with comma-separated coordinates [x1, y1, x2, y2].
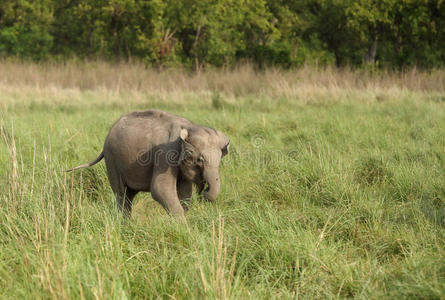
[334, 50, 342, 67]
[112, 15, 119, 61]
[364, 36, 378, 65]
[88, 29, 94, 59]
[193, 25, 202, 73]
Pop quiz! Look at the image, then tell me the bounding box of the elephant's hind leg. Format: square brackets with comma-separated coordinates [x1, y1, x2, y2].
[111, 180, 138, 216]
[106, 159, 137, 216]
[118, 187, 138, 216]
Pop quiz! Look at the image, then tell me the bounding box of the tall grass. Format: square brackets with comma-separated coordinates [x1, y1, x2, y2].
[0, 61, 444, 299]
[1, 60, 444, 95]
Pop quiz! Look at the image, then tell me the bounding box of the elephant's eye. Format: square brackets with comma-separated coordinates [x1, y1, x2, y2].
[184, 151, 194, 164]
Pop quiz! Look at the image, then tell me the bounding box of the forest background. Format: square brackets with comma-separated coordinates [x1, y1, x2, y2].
[0, 0, 444, 70]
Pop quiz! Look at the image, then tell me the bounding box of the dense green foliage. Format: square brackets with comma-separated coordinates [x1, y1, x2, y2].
[0, 0, 444, 68]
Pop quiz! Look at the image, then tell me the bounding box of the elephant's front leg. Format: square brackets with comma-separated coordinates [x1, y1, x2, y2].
[151, 166, 185, 218]
[177, 177, 193, 211]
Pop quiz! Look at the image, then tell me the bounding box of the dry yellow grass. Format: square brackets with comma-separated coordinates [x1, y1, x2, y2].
[0, 60, 444, 106]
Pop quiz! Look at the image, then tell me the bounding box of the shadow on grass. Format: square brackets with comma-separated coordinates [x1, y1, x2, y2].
[355, 157, 392, 186]
[419, 187, 445, 228]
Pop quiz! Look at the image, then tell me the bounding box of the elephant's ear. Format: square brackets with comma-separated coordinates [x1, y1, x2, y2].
[179, 128, 195, 153]
[180, 128, 188, 141]
[216, 131, 230, 157]
[221, 141, 230, 157]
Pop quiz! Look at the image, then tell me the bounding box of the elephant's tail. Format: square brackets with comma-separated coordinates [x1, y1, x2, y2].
[65, 151, 104, 172]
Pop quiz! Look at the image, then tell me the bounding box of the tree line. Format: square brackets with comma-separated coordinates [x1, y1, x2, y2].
[0, 0, 444, 70]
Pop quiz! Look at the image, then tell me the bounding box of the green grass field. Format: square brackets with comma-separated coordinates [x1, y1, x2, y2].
[1, 64, 445, 299]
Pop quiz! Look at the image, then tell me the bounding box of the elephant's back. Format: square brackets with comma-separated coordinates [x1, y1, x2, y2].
[106, 111, 168, 157]
[126, 109, 191, 125]
[112, 109, 193, 144]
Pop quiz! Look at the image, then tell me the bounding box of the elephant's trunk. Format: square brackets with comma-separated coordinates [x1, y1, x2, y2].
[203, 167, 221, 202]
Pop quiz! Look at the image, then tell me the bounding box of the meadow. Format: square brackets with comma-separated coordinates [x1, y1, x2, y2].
[0, 61, 444, 299]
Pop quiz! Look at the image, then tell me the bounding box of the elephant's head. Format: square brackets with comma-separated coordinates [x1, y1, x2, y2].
[178, 127, 229, 201]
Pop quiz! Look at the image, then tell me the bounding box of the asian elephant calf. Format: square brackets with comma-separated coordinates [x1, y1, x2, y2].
[66, 109, 230, 217]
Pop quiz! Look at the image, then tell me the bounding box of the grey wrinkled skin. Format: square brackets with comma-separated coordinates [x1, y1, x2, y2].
[67, 109, 230, 218]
